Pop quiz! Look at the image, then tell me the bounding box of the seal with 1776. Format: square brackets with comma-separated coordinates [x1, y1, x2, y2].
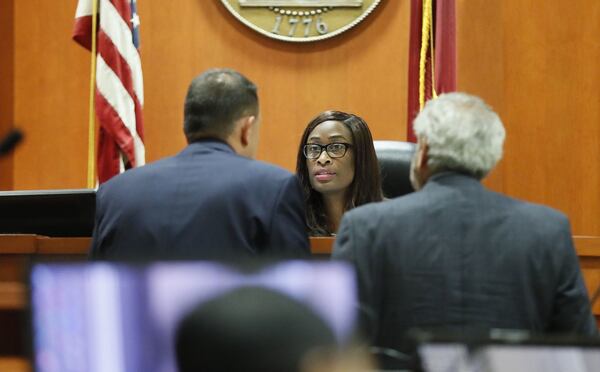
[220, 0, 382, 43]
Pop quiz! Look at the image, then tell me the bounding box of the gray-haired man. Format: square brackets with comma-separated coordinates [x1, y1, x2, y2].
[333, 93, 597, 364]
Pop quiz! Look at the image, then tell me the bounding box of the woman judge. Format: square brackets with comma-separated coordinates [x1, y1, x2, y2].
[296, 111, 384, 236]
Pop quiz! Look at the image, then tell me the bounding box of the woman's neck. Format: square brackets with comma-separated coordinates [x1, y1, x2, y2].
[322, 193, 347, 234]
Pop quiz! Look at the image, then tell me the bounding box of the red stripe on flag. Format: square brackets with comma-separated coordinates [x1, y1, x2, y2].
[73, 15, 93, 50]
[434, 0, 456, 95]
[134, 93, 144, 140]
[97, 30, 136, 103]
[97, 30, 143, 142]
[97, 127, 121, 184]
[95, 91, 137, 168]
[109, 0, 134, 30]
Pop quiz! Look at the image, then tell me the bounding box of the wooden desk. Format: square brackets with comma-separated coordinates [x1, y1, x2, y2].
[309, 236, 335, 254]
[574, 236, 600, 320]
[0, 236, 336, 309]
[1, 235, 599, 356]
[0, 235, 91, 355]
[0, 357, 29, 372]
[0, 235, 90, 310]
[2, 235, 600, 309]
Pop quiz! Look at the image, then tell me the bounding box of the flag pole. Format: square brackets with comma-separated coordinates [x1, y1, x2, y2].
[429, 0, 436, 99]
[418, 0, 433, 110]
[86, 0, 99, 189]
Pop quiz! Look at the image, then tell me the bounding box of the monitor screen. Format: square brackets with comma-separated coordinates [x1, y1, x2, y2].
[0, 189, 95, 236]
[473, 345, 600, 372]
[417, 337, 600, 372]
[30, 261, 357, 372]
[418, 343, 470, 372]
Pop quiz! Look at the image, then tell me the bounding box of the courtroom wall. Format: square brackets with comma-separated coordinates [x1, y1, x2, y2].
[456, 0, 600, 236]
[6, 0, 600, 237]
[10, 0, 409, 189]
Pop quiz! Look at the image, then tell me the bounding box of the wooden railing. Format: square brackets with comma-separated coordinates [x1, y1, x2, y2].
[1, 235, 600, 312]
[0, 235, 339, 309]
[0, 235, 599, 370]
[0, 235, 91, 310]
[573, 236, 600, 320]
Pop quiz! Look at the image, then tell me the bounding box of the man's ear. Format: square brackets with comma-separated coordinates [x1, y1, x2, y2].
[417, 141, 429, 171]
[239, 115, 256, 147]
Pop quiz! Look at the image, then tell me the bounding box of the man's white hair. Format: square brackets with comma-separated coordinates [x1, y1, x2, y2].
[413, 92, 506, 179]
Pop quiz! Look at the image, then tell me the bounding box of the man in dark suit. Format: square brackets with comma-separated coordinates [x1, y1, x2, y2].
[91, 68, 309, 259]
[333, 93, 597, 358]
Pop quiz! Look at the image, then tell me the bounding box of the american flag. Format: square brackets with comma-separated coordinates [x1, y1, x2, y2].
[73, 0, 145, 183]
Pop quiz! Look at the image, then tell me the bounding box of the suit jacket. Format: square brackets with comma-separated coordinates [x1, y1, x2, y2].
[90, 140, 310, 260]
[333, 172, 596, 352]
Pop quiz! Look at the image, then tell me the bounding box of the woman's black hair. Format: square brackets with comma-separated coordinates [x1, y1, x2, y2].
[296, 110, 383, 236]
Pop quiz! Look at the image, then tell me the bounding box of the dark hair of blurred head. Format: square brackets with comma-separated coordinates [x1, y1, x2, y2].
[184, 68, 258, 143]
[175, 286, 336, 372]
[296, 110, 384, 235]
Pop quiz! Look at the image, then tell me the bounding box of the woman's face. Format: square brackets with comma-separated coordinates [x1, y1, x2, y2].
[305, 120, 355, 197]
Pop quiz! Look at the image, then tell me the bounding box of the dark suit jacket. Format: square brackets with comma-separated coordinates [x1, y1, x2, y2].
[333, 172, 596, 352]
[90, 140, 310, 260]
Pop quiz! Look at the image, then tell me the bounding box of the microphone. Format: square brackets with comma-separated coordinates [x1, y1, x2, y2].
[0, 129, 23, 155]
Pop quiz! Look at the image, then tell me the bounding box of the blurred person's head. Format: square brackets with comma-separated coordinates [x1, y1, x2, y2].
[296, 111, 383, 235]
[410, 93, 506, 190]
[184, 68, 260, 158]
[175, 286, 338, 372]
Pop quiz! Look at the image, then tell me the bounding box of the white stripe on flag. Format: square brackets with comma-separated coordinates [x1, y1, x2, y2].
[75, 0, 93, 18]
[119, 156, 125, 173]
[96, 55, 146, 167]
[100, 0, 144, 104]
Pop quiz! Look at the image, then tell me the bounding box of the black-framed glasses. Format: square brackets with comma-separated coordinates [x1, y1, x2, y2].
[303, 143, 352, 159]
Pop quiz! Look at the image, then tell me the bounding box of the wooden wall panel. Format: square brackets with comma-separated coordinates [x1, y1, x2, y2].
[13, 1, 90, 189]
[455, 0, 505, 191]
[501, 0, 600, 237]
[457, 0, 600, 236]
[139, 0, 409, 170]
[0, 0, 14, 190]
[9, 0, 600, 238]
[11, 0, 408, 190]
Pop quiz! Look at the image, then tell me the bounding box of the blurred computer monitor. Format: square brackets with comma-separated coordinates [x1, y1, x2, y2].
[30, 260, 357, 372]
[413, 329, 600, 372]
